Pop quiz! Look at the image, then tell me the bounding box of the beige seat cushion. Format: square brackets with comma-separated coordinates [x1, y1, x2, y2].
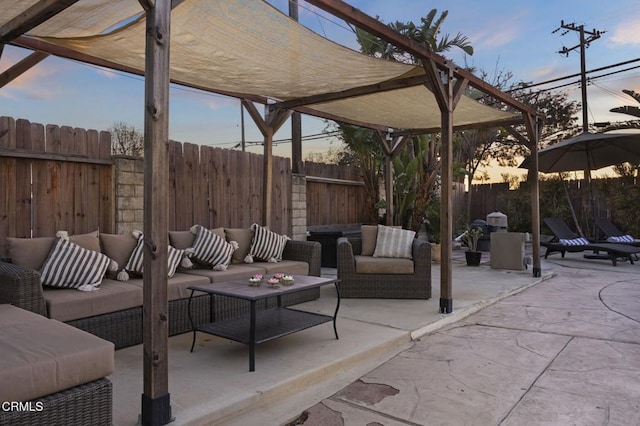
[125, 272, 210, 301]
[354, 255, 414, 274]
[224, 228, 254, 264]
[247, 260, 309, 276]
[0, 304, 114, 402]
[183, 264, 267, 283]
[44, 279, 143, 322]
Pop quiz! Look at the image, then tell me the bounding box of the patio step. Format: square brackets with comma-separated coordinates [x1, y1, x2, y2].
[186, 329, 412, 426]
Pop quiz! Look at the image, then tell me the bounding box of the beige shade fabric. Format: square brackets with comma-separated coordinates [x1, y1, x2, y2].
[3, 0, 521, 131]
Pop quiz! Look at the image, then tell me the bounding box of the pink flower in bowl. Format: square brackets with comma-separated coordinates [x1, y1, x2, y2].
[252, 274, 263, 280]
[274, 273, 284, 279]
[268, 278, 280, 285]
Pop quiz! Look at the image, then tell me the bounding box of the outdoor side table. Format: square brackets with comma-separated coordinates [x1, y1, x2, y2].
[187, 275, 340, 371]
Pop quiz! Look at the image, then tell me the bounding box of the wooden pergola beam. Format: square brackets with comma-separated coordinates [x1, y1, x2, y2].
[0, 51, 48, 89]
[305, 0, 537, 117]
[0, 0, 80, 44]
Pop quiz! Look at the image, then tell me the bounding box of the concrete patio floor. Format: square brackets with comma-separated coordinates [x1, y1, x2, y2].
[109, 247, 640, 425]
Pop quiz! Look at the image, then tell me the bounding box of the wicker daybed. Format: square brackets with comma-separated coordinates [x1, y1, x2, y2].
[0, 227, 321, 349]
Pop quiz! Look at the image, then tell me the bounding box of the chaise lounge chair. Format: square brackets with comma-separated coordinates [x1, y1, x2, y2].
[542, 217, 640, 266]
[595, 217, 640, 246]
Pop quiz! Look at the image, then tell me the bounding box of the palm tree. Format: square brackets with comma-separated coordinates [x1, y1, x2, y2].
[344, 9, 473, 230]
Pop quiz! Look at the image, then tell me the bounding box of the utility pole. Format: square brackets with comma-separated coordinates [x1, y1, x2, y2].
[555, 21, 605, 131]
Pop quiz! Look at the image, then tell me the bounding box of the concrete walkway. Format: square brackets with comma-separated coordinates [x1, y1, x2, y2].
[293, 254, 640, 425]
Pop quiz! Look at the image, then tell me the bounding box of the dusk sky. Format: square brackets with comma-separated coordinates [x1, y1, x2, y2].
[1, 0, 640, 179]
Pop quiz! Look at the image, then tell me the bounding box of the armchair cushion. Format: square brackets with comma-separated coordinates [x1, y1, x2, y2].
[360, 225, 379, 256]
[373, 225, 415, 259]
[355, 255, 414, 274]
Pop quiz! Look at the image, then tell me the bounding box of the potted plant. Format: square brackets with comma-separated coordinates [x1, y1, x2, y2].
[460, 226, 483, 266]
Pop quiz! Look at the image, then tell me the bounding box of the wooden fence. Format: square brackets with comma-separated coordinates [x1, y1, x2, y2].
[0, 117, 113, 257]
[304, 161, 369, 226]
[167, 142, 291, 233]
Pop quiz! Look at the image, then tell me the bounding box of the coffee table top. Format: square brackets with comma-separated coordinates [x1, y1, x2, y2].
[188, 275, 338, 301]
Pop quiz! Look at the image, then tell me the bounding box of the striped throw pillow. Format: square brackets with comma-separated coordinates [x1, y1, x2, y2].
[40, 237, 113, 291]
[373, 225, 416, 259]
[606, 235, 635, 243]
[125, 231, 184, 278]
[190, 225, 237, 271]
[559, 237, 589, 246]
[244, 223, 289, 263]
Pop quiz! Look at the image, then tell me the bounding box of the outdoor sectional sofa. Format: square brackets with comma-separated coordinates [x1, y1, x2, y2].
[0, 226, 321, 350]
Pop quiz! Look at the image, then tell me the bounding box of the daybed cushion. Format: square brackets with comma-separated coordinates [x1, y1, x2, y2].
[44, 279, 143, 322]
[249, 260, 309, 276]
[0, 304, 114, 402]
[125, 273, 210, 301]
[7, 231, 100, 271]
[100, 232, 138, 274]
[354, 255, 415, 274]
[183, 264, 268, 283]
[225, 227, 254, 264]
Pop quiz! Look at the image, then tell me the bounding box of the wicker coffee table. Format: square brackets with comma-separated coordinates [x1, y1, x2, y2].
[187, 275, 340, 371]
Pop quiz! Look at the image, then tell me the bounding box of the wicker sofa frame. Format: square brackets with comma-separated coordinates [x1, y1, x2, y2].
[0, 239, 322, 349]
[336, 236, 431, 299]
[0, 378, 112, 426]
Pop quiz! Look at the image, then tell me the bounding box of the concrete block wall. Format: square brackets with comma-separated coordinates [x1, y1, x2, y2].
[291, 174, 307, 240]
[112, 158, 309, 239]
[113, 156, 144, 234]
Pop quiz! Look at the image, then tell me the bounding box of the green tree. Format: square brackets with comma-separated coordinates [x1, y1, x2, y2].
[344, 9, 474, 229]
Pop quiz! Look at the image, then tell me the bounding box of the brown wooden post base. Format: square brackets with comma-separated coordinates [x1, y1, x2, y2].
[141, 393, 173, 426]
[439, 298, 453, 314]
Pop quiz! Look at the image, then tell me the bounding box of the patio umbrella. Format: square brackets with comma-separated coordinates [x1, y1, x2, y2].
[519, 131, 640, 173]
[519, 131, 640, 236]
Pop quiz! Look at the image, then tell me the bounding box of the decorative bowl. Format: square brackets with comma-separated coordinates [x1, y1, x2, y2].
[267, 277, 280, 288]
[248, 277, 262, 286]
[281, 275, 294, 285]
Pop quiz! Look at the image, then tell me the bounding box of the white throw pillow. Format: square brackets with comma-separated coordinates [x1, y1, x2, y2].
[373, 225, 416, 259]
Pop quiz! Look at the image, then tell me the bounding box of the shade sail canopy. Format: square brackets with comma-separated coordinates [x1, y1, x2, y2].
[519, 131, 640, 173]
[3, 0, 523, 132]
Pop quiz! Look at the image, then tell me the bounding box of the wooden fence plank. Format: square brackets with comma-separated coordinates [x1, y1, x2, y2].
[182, 143, 198, 228]
[14, 119, 32, 238]
[73, 128, 89, 232]
[59, 126, 76, 233]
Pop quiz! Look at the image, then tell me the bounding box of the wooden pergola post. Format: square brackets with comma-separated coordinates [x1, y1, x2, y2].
[423, 61, 467, 314]
[375, 131, 409, 226]
[140, 0, 172, 424]
[242, 100, 292, 227]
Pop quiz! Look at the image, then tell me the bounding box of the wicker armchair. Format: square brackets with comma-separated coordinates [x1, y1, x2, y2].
[337, 236, 431, 299]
